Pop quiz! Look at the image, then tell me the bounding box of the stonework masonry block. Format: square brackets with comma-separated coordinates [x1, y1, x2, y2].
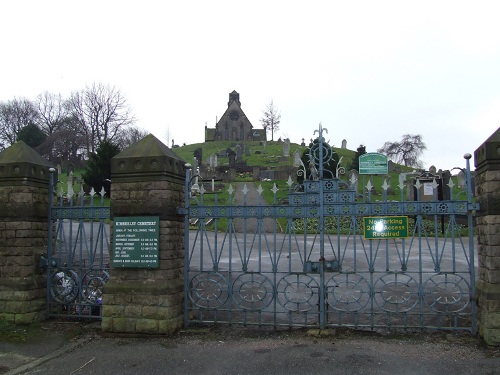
[475, 130, 500, 345]
[103, 134, 186, 335]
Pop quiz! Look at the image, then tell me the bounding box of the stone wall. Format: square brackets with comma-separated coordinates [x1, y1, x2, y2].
[0, 142, 52, 323]
[101, 134, 186, 334]
[475, 128, 500, 345]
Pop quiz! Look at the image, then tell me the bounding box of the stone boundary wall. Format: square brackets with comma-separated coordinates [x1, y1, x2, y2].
[0, 142, 52, 324]
[102, 134, 186, 334]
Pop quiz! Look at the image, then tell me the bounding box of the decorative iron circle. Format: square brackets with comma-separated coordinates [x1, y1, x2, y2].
[81, 270, 109, 304]
[309, 140, 333, 167]
[424, 274, 470, 313]
[50, 269, 79, 304]
[232, 273, 274, 310]
[326, 273, 370, 312]
[189, 272, 228, 308]
[324, 180, 335, 190]
[374, 274, 419, 312]
[277, 274, 318, 312]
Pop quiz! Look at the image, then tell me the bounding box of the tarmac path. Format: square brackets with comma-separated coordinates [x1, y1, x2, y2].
[1, 322, 500, 375]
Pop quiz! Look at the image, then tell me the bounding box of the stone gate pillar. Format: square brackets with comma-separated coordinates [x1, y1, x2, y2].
[475, 128, 500, 345]
[0, 142, 52, 324]
[102, 134, 185, 334]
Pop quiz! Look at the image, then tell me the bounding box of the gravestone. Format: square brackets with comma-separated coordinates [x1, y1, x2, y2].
[194, 147, 202, 167]
[57, 164, 62, 175]
[228, 149, 236, 166]
[262, 141, 267, 153]
[293, 149, 302, 167]
[235, 145, 242, 160]
[210, 153, 218, 168]
[245, 145, 250, 157]
[67, 171, 74, 199]
[283, 138, 290, 157]
[348, 169, 359, 192]
[341, 139, 347, 149]
[301, 138, 306, 147]
[457, 170, 466, 189]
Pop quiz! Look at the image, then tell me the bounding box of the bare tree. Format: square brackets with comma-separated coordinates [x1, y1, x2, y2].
[36, 91, 68, 135]
[0, 98, 39, 148]
[67, 82, 135, 154]
[37, 114, 87, 166]
[378, 134, 427, 168]
[115, 125, 149, 149]
[260, 99, 281, 141]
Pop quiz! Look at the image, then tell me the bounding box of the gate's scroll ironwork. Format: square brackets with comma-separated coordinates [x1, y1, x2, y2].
[181, 125, 479, 333]
[46, 169, 110, 318]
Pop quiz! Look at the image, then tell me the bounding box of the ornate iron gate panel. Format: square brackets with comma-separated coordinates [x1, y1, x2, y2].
[45, 169, 110, 319]
[182, 126, 478, 333]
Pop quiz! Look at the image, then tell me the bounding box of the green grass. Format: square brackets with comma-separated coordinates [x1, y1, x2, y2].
[172, 140, 356, 169]
[0, 319, 42, 343]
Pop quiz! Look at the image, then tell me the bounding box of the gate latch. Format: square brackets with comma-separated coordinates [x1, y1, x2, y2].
[305, 260, 340, 273]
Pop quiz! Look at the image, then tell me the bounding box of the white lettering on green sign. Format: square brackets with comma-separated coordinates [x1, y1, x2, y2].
[364, 216, 408, 239]
[359, 153, 388, 175]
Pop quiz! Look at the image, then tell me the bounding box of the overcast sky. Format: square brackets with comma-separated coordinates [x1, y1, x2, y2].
[1, 1, 499, 171]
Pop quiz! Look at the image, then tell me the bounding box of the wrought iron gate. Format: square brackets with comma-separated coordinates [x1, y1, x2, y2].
[45, 169, 110, 318]
[182, 125, 478, 333]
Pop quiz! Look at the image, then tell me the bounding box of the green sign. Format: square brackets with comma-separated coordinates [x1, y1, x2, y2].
[113, 216, 159, 268]
[364, 216, 408, 239]
[359, 153, 388, 175]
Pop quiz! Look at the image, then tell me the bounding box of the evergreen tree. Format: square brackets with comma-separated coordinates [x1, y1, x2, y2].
[16, 123, 47, 148]
[297, 138, 339, 184]
[350, 144, 366, 171]
[82, 140, 120, 195]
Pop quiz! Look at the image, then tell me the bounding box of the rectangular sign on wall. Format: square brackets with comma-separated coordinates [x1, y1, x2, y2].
[112, 216, 159, 268]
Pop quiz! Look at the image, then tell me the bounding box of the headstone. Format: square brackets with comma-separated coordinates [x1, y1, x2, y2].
[262, 141, 267, 153]
[341, 139, 347, 149]
[235, 145, 242, 160]
[210, 154, 218, 168]
[457, 170, 466, 189]
[283, 138, 290, 157]
[293, 150, 302, 167]
[348, 169, 359, 192]
[194, 148, 202, 167]
[429, 165, 437, 174]
[309, 160, 319, 181]
[245, 145, 250, 157]
[67, 171, 74, 199]
[228, 149, 236, 166]
[301, 138, 306, 147]
[67, 163, 74, 176]
[57, 164, 62, 175]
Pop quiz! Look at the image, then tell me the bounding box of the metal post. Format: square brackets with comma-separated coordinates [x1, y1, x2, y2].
[46, 167, 56, 318]
[464, 153, 477, 335]
[183, 163, 192, 327]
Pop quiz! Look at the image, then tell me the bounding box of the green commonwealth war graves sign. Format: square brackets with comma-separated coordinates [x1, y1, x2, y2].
[364, 216, 409, 239]
[113, 216, 159, 268]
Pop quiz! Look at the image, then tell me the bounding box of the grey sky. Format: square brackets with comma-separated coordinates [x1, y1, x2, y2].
[1, 0, 499, 170]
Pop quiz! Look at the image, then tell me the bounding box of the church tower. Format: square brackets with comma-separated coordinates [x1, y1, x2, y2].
[205, 91, 266, 142]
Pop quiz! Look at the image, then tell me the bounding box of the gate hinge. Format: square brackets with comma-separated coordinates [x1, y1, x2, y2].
[468, 203, 480, 211]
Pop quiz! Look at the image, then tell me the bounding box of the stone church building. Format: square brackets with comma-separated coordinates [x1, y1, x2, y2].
[205, 90, 267, 142]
